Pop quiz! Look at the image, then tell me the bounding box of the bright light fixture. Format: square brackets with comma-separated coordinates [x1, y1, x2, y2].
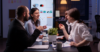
[60, 0, 67, 4]
[71, 0, 80, 1]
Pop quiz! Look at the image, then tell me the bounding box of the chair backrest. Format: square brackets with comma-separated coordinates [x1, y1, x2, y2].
[98, 41, 100, 52]
[95, 15, 100, 32]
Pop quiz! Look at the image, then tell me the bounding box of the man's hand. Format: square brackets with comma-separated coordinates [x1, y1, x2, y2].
[39, 35, 43, 39]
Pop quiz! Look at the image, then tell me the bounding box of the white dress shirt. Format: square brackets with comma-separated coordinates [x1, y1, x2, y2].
[25, 20, 40, 35]
[68, 21, 93, 46]
[16, 19, 25, 29]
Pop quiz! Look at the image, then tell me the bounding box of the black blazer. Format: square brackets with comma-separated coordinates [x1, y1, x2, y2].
[4, 19, 41, 52]
[64, 20, 69, 34]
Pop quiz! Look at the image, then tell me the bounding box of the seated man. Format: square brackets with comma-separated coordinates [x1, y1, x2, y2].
[4, 6, 46, 52]
[57, 11, 71, 40]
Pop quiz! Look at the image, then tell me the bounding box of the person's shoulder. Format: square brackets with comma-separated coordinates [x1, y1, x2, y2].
[9, 19, 25, 31]
[76, 22, 84, 25]
[10, 19, 19, 26]
[25, 20, 33, 27]
[76, 23, 86, 27]
[25, 20, 32, 25]
[26, 20, 31, 23]
[76, 23, 88, 29]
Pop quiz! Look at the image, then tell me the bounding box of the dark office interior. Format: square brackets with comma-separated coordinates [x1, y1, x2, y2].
[0, 0, 100, 52]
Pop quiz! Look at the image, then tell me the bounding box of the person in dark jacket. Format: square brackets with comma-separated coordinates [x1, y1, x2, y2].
[57, 11, 71, 40]
[4, 5, 47, 52]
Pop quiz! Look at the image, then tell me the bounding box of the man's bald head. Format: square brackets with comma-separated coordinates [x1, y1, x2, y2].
[16, 5, 27, 17]
[16, 5, 30, 21]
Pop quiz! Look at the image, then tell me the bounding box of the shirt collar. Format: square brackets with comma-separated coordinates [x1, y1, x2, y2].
[66, 21, 71, 25]
[16, 19, 25, 28]
[70, 20, 78, 27]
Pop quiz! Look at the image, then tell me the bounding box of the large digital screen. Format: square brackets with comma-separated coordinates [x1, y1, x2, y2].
[31, 0, 54, 30]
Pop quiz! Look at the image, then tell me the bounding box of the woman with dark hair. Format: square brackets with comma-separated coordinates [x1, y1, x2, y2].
[59, 8, 93, 52]
[25, 8, 46, 39]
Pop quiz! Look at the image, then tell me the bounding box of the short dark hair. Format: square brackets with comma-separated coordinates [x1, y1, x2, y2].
[16, 5, 27, 17]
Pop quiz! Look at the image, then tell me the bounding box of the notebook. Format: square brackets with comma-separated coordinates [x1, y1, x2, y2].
[27, 45, 49, 49]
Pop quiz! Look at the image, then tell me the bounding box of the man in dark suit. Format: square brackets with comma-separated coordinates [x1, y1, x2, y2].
[58, 10, 71, 40]
[4, 6, 46, 52]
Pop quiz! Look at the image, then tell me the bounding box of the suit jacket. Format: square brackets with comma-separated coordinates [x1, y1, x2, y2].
[64, 20, 69, 34]
[4, 19, 41, 52]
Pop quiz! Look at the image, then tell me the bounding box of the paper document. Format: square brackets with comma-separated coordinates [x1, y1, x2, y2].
[56, 36, 63, 39]
[63, 41, 71, 47]
[28, 45, 49, 49]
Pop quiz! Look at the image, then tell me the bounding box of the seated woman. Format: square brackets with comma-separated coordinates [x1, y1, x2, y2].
[59, 8, 93, 52]
[25, 8, 46, 39]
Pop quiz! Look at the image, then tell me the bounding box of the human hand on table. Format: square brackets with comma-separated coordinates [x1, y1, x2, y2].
[39, 35, 44, 39]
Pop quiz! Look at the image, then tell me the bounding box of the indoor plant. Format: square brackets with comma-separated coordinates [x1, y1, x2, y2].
[48, 28, 58, 35]
[48, 28, 58, 42]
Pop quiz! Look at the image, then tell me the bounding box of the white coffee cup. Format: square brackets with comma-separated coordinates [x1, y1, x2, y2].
[56, 42, 62, 51]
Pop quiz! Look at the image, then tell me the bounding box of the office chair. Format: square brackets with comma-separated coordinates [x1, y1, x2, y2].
[98, 41, 100, 52]
[93, 15, 100, 45]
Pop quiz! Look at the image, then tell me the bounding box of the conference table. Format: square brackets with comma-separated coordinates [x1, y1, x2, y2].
[24, 39, 78, 52]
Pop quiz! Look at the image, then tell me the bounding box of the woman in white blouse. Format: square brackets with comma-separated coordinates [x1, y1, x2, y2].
[59, 8, 93, 52]
[25, 8, 46, 39]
